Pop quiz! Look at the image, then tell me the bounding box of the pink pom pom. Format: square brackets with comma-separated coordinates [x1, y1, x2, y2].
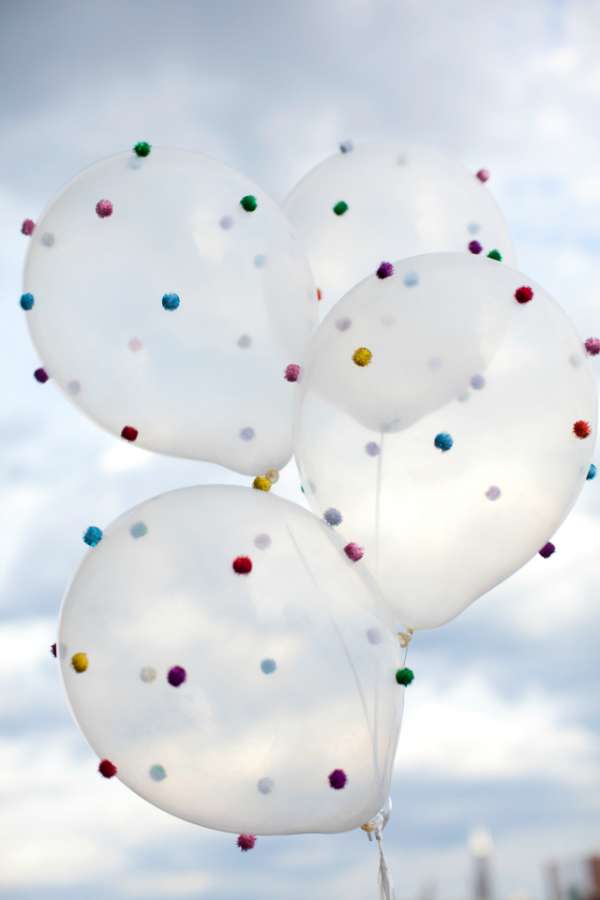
[21, 218, 35, 236]
[584, 337, 600, 356]
[237, 834, 256, 851]
[95, 199, 113, 218]
[284, 363, 301, 382]
[344, 542, 364, 562]
[476, 169, 490, 183]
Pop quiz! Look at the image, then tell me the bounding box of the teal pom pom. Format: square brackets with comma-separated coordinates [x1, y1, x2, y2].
[395, 667, 414, 686]
[20, 292, 34, 310]
[587, 463, 597, 481]
[434, 432, 453, 452]
[83, 526, 103, 547]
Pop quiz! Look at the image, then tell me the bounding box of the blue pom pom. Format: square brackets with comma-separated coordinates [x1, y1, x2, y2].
[149, 764, 167, 781]
[403, 272, 419, 287]
[20, 292, 34, 310]
[324, 507, 343, 527]
[587, 463, 597, 481]
[162, 292, 180, 311]
[130, 521, 148, 539]
[434, 432, 453, 452]
[83, 526, 103, 547]
[260, 658, 277, 675]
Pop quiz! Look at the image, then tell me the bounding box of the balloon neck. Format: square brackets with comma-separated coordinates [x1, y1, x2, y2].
[398, 627, 414, 649]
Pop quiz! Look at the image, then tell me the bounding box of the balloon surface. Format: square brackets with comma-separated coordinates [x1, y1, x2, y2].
[23, 148, 316, 474]
[58, 485, 404, 835]
[293, 253, 597, 630]
[284, 143, 516, 319]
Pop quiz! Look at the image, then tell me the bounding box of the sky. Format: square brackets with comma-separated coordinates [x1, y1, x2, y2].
[1, 0, 600, 898]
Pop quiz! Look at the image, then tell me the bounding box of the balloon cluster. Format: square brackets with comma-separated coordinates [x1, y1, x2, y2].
[21, 142, 597, 882]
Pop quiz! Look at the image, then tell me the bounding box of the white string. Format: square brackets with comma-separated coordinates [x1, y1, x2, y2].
[376, 828, 396, 900]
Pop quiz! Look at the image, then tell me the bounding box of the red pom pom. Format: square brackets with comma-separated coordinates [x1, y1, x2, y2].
[476, 168, 490, 183]
[95, 199, 113, 218]
[232, 555, 252, 574]
[514, 286, 534, 304]
[316, 288, 322, 301]
[21, 218, 35, 236]
[237, 834, 256, 851]
[573, 420, 591, 439]
[98, 759, 117, 778]
[584, 337, 600, 356]
[121, 425, 138, 442]
[284, 363, 301, 382]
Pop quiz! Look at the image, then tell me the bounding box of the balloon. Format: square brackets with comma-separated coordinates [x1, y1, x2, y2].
[293, 253, 597, 631]
[58, 485, 405, 835]
[284, 143, 515, 319]
[22, 148, 316, 475]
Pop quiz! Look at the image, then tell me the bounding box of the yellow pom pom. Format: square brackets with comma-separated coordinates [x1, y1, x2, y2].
[352, 347, 372, 367]
[265, 468, 279, 484]
[71, 652, 88, 673]
[253, 475, 272, 492]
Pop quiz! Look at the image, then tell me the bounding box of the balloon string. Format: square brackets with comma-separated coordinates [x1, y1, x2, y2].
[376, 828, 396, 900]
[375, 430, 384, 577]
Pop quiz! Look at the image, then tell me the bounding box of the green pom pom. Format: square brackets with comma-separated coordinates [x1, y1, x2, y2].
[487, 248, 502, 261]
[240, 195, 258, 212]
[395, 667, 414, 686]
[133, 141, 151, 158]
[333, 200, 349, 216]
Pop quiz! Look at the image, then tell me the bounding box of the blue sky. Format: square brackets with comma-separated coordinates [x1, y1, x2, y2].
[1, 1, 600, 898]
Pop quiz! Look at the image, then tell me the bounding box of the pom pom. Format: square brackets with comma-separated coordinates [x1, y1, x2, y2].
[95, 199, 113, 218]
[253, 475, 271, 492]
[130, 521, 148, 539]
[237, 834, 256, 851]
[514, 285, 534, 304]
[324, 508, 343, 526]
[476, 168, 490, 183]
[333, 200, 349, 216]
[149, 764, 167, 781]
[573, 420, 591, 439]
[470, 374, 485, 390]
[21, 218, 35, 236]
[83, 526, 103, 547]
[20, 292, 34, 310]
[365, 441, 380, 457]
[539, 542, 555, 559]
[33, 367, 49, 383]
[162, 292, 180, 311]
[328, 768, 347, 790]
[587, 463, 597, 481]
[240, 195, 257, 212]
[316, 288, 323, 301]
[50, 643, 57, 657]
[121, 425, 138, 442]
[487, 249, 502, 261]
[339, 140, 353, 154]
[403, 271, 419, 287]
[98, 759, 117, 778]
[468, 240, 482, 254]
[344, 542, 364, 562]
[260, 658, 277, 674]
[376, 261, 394, 279]
[133, 141, 151, 157]
[71, 652, 88, 673]
[167, 665, 187, 687]
[395, 667, 415, 686]
[434, 432, 453, 452]
[352, 347, 372, 367]
[585, 337, 600, 356]
[232, 555, 252, 574]
[284, 363, 301, 382]
[486, 485, 501, 501]
[265, 468, 279, 484]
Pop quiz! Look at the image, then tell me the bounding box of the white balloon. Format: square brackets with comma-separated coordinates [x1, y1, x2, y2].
[284, 143, 515, 319]
[293, 253, 597, 631]
[58, 485, 405, 835]
[22, 148, 317, 475]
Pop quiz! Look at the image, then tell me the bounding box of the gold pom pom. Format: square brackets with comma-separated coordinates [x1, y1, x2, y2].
[352, 347, 372, 367]
[253, 475, 272, 492]
[265, 468, 279, 484]
[71, 652, 88, 673]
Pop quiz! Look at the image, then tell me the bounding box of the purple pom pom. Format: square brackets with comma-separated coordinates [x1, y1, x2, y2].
[328, 768, 347, 790]
[167, 665, 187, 687]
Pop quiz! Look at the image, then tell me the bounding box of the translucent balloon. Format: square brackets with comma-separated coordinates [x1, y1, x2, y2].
[293, 253, 597, 631]
[58, 485, 404, 835]
[284, 143, 515, 319]
[23, 148, 317, 475]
